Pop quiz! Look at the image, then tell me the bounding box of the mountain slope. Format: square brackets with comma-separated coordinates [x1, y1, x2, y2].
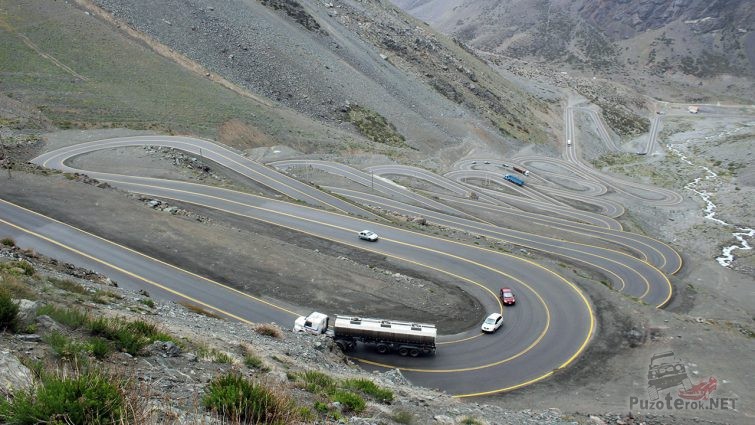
[86, 0, 554, 155]
[393, 0, 755, 79]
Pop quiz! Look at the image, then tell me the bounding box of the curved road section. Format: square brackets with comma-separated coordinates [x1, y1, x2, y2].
[0, 134, 671, 396]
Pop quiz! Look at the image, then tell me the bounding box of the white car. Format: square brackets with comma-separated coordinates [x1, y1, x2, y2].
[358, 230, 379, 241]
[481, 313, 503, 333]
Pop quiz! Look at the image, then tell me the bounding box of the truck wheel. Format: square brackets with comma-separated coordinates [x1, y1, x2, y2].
[376, 344, 389, 354]
[409, 349, 420, 357]
[398, 347, 409, 356]
[336, 341, 347, 351]
[347, 341, 357, 351]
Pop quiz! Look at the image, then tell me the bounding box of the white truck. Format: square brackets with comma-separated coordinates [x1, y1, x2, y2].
[294, 312, 437, 357]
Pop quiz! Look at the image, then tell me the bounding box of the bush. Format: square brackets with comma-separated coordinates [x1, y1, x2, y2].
[1, 260, 34, 276]
[244, 353, 265, 370]
[0, 237, 15, 247]
[254, 323, 282, 338]
[44, 331, 86, 362]
[203, 372, 296, 424]
[0, 288, 19, 332]
[297, 370, 335, 394]
[0, 368, 132, 424]
[331, 390, 365, 413]
[88, 337, 113, 360]
[343, 378, 394, 402]
[36, 305, 89, 329]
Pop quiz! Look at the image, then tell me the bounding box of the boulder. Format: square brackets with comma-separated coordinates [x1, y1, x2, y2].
[15, 299, 38, 329]
[35, 315, 63, 333]
[0, 350, 34, 397]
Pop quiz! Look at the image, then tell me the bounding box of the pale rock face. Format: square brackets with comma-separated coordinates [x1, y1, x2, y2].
[0, 350, 34, 397]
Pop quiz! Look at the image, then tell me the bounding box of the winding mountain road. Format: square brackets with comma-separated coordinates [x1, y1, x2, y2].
[0, 131, 680, 397]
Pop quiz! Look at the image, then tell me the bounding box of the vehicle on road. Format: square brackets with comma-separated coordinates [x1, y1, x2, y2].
[647, 351, 693, 400]
[481, 313, 503, 333]
[294, 312, 437, 356]
[484, 161, 491, 164]
[293, 311, 329, 334]
[499, 288, 516, 305]
[503, 174, 525, 187]
[358, 230, 379, 241]
[567, 139, 572, 147]
[512, 166, 530, 176]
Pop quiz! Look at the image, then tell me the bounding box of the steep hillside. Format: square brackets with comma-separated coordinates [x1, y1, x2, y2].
[393, 0, 755, 82]
[85, 0, 554, 154]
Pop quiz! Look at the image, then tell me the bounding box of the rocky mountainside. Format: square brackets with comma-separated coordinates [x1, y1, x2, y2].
[392, 0, 755, 80]
[87, 0, 554, 155]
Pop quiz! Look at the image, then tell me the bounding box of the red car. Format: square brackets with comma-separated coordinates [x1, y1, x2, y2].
[499, 288, 516, 305]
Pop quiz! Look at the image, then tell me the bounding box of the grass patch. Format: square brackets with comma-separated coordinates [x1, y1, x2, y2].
[202, 372, 298, 424]
[295, 370, 336, 395]
[47, 276, 87, 294]
[254, 323, 282, 338]
[0, 287, 20, 332]
[43, 331, 87, 362]
[139, 298, 155, 308]
[88, 337, 114, 360]
[0, 274, 36, 300]
[330, 390, 366, 413]
[345, 105, 407, 148]
[0, 260, 35, 276]
[0, 237, 15, 247]
[179, 301, 220, 318]
[196, 344, 235, 364]
[343, 378, 394, 402]
[459, 416, 483, 425]
[0, 367, 136, 424]
[36, 305, 90, 329]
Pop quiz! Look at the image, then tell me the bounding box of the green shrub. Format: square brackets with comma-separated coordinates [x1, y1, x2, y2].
[0, 237, 15, 247]
[297, 370, 336, 394]
[331, 390, 365, 413]
[459, 416, 483, 425]
[138, 299, 155, 308]
[313, 401, 328, 413]
[0, 288, 20, 332]
[343, 378, 394, 402]
[202, 372, 296, 424]
[244, 353, 266, 370]
[88, 337, 113, 360]
[1, 261, 34, 276]
[0, 368, 132, 424]
[36, 305, 89, 329]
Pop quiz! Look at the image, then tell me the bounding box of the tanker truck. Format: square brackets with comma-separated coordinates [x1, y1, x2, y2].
[294, 312, 437, 357]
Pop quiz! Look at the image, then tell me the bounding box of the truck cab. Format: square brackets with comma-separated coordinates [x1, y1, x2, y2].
[293, 312, 329, 334]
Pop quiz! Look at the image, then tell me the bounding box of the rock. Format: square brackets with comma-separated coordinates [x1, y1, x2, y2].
[15, 334, 42, 342]
[15, 299, 38, 328]
[0, 350, 34, 397]
[183, 352, 198, 362]
[411, 216, 427, 225]
[147, 200, 161, 208]
[433, 415, 454, 424]
[148, 341, 182, 357]
[35, 315, 63, 332]
[267, 371, 287, 384]
[589, 415, 607, 425]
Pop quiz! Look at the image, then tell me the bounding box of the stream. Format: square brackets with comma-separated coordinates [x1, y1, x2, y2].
[666, 126, 754, 268]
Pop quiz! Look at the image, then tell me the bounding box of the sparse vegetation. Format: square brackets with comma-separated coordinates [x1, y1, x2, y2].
[1, 237, 15, 247]
[47, 276, 88, 294]
[202, 372, 297, 424]
[0, 288, 20, 332]
[345, 105, 407, 148]
[254, 323, 282, 338]
[331, 390, 366, 413]
[178, 301, 220, 318]
[343, 378, 394, 402]
[0, 367, 136, 424]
